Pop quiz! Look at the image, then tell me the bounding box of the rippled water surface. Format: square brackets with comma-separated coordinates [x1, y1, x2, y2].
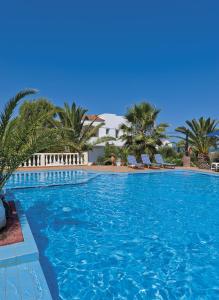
[10, 171, 219, 299]
[6, 170, 97, 188]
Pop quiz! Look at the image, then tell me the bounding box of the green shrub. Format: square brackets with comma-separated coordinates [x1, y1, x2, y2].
[158, 145, 183, 166]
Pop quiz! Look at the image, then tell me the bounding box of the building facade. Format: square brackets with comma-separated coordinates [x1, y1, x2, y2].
[87, 113, 126, 163]
[86, 113, 172, 163]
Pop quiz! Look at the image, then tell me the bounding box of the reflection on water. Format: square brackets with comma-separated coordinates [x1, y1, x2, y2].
[6, 170, 97, 189]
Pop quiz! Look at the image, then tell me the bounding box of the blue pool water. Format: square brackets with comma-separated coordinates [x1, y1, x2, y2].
[7, 170, 219, 299]
[6, 170, 97, 189]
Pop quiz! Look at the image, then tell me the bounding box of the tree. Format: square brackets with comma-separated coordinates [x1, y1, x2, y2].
[55, 102, 112, 152]
[175, 117, 219, 169]
[18, 98, 56, 128]
[174, 128, 190, 156]
[0, 90, 58, 192]
[120, 102, 168, 158]
[17, 98, 63, 153]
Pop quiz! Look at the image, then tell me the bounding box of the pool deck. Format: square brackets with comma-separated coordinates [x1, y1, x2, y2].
[0, 202, 52, 300]
[17, 164, 218, 174]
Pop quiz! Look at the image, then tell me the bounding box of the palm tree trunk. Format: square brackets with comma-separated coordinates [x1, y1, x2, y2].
[182, 155, 191, 167]
[197, 153, 210, 169]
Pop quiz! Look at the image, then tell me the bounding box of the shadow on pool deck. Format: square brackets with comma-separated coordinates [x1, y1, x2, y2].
[25, 203, 60, 300]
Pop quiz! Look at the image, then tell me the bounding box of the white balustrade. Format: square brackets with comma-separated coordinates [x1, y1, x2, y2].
[21, 152, 88, 167]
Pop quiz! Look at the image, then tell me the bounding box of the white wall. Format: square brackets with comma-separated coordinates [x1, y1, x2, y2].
[86, 113, 127, 148]
[161, 139, 173, 147]
[88, 146, 104, 163]
[99, 113, 126, 138]
[98, 114, 127, 146]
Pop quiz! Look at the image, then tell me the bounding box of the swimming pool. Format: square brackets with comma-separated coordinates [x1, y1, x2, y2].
[6, 170, 98, 189]
[7, 170, 219, 299]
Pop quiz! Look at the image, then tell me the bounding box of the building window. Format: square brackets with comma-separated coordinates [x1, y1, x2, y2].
[106, 128, 110, 135]
[115, 129, 119, 138]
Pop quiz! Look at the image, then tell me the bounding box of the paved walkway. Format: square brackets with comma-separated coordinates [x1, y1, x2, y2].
[17, 165, 218, 174]
[0, 260, 52, 300]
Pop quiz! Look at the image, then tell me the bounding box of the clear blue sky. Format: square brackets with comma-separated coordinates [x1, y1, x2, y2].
[0, 0, 219, 131]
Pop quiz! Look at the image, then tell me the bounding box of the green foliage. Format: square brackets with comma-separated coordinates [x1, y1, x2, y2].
[175, 117, 219, 168]
[54, 102, 112, 153]
[175, 140, 187, 154]
[176, 117, 218, 155]
[158, 145, 183, 166]
[96, 144, 129, 165]
[19, 98, 56, 127]
[96, 143, 119, 165]
[166, 157, 183, 166]
[158, 145, 178, 159]
[104, 143, 119, 158]
[120, 102, 168, 158]
[0, 90, 59, 191]
[118, 147, 129, 164]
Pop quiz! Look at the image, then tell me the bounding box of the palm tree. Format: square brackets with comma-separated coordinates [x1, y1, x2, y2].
[55, 102, 112, 153]
[120, 102, 168, 158]
[176, 117, 219, 169]
[18, 98, 56, 128]
[0, 89, 58, 228]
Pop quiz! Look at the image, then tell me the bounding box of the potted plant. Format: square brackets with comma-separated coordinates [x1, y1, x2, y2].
[110, 153, 116, 166]
[116, 158, 121, 166]
[118, 147, 128, 166]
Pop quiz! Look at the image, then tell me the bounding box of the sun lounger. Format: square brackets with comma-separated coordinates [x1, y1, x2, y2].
[211, 162, 219, 172]
[127, 155, 144, 169]
[155, 154, 176, 169]
[141, 154, 160, 168]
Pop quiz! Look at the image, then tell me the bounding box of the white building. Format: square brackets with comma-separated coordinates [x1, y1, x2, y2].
[160, 139, 173, 147]
[86, 113, 172, 163]
[87, 113, 126, 163]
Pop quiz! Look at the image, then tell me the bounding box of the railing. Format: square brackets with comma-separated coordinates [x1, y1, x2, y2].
[21, 152, 88, 167]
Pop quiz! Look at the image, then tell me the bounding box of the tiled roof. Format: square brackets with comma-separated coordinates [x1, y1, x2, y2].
[85, 115, 105, 122]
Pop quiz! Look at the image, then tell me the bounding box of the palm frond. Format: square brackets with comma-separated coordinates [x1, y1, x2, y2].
[0, 89, 37, 139]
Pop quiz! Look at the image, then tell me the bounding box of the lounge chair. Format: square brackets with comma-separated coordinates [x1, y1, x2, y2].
[154, 154, 176, 169]
[141, 154, 160, 168]
[127, 155, 144, 169]
[211, 162, 219, 172]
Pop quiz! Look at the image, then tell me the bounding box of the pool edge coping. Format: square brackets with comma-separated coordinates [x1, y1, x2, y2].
[13, 167, 219, 176]
[5, 169, 219, 191]
[0, 201, 52, 299]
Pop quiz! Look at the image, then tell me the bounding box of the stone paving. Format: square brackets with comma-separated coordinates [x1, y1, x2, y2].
[17, 164, 219, 174]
